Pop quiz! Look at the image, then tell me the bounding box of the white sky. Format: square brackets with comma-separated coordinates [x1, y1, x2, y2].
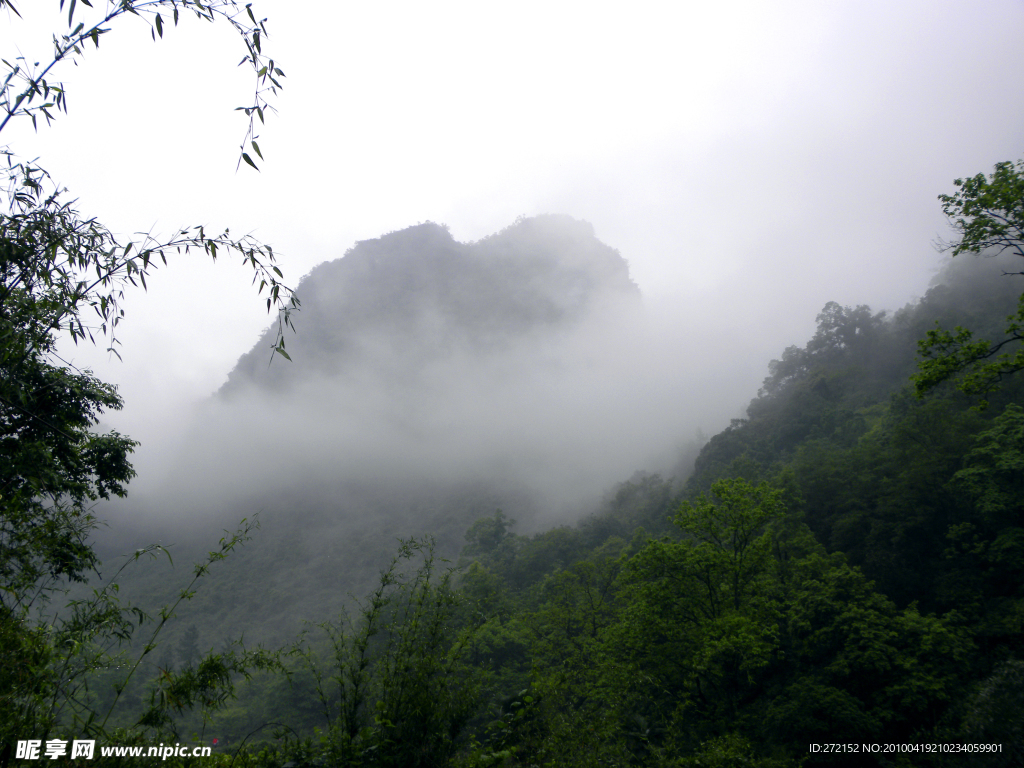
[3, 0, 1024, 464]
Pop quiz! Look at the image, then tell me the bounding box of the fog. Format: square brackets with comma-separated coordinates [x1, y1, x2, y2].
[99, 219, 753, 563]
[1, 0, 1018, 588]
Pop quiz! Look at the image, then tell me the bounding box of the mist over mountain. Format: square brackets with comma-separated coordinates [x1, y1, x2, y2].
[96, 215, 715, 640]
[222, 215, 640, 393]
[80, 226, 1024, 752]
[182, 214, 661, 526]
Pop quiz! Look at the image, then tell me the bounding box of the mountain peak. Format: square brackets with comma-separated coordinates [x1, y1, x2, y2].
[220, 215, 639, 394]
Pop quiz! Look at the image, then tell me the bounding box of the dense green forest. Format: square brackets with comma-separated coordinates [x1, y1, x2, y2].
[7, 179, 1024, 765]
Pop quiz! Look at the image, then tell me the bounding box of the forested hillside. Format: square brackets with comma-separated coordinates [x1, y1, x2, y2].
[9, 194, 1024, 766]
[69, 237, 1024, 767]
[85, 214, 657, 651]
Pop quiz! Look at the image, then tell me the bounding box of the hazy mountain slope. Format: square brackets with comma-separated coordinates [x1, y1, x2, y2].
[221, 216, 639, 393]
[82, 240, 1024, 757]
[688, 250, 1024, 492]
[94, 215, 667, 647]
[682, 250, 1024, 612]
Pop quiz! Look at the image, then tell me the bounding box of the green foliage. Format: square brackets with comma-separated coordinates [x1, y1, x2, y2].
[139, 641, 283, 736]
[673, 732, 797, 768]
[938, 159, 1024, 261]
[613, 480, 785, 748]
[38, 245, 1014, 764]
[0, 0, 296, 619]
[939, 404, 1024, 652]
[950, 402, 1024, 523]
[672, 480, 784, 616]
[118, 520, 282, 735]
[0, 519, 279, 766]
[1, 53, 1018, 764]
[0, 361, 136, 605]
[953, 660, 1024, 767]
[770, 552, 971, 751]
[0, 1, 297, 762]
[0, 0, 298, 361]
[914, 293, 1024, 403]
[302, 537, 482, 767]
[584, 478, 973, 764]
[463, 510, 519, 565]
[0, 0, 286, 169]
[590, 473, 678, 539]
[916, 159, 1024, 402]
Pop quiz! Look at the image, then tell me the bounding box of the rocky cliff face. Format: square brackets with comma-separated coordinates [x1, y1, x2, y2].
[220, 215, 640, 394]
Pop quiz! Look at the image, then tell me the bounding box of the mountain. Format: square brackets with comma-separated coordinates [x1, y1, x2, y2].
[221, 215, 640, 394]
[98, 215, 658, 647]
[87, 224, 1024, 760]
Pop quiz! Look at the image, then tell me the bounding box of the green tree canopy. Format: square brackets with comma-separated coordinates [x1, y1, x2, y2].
[916, 159, 1024, 402]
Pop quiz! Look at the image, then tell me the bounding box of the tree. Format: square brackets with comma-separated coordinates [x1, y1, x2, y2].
[0, 0, 297, 354]
[176, 624, 201, 670]
[609, 480, 785, 754]
[306, 538, 482, 768]
[0, 0, 294, 603]
[936, 160, 1024, 262]
[0, 3, 298, 608]
[916, 159, 1024, 402]
[0, 0, 296, 755]
[953, 660, 1024, 768]
[606, 478, 970, 765]
[943, 404, 1024, 648]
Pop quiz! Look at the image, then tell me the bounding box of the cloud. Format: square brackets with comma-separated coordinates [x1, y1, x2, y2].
[105, 218, 755, 553]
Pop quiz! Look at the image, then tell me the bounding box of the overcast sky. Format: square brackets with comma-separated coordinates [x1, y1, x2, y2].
[3, 0, 1024, 465]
